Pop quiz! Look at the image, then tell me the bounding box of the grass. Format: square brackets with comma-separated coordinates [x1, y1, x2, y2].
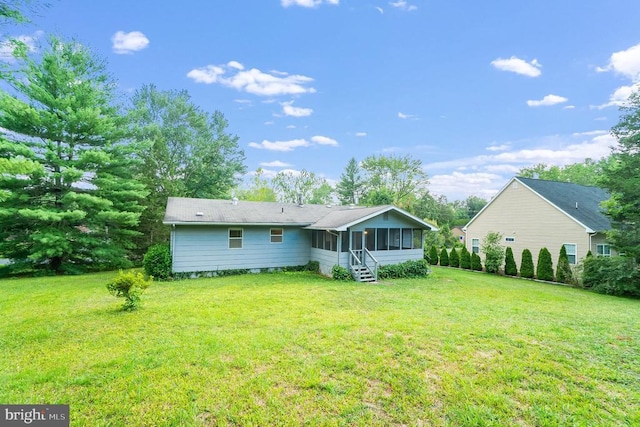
[1, 267, 639, 426]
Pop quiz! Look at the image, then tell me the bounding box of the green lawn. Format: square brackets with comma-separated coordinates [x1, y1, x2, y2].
[1, 268, 639, 426]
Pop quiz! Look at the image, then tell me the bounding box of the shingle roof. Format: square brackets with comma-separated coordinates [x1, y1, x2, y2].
[517, 177, 612, 232]
[163, 197, 437, 230]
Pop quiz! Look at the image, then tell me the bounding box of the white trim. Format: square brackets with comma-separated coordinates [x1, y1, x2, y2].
[270, 228, 283, 244]
[228, 227, 243, 249]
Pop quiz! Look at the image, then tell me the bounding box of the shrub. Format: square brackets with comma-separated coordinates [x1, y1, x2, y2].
[555, 245, 574, 284]
[143, 244, 172, 280]
[427, 245, 439, 265]
[106, 271, 152, 311]
[471, 252, 483, 271]
[378, 259, 430, 279]
[332, 265, 353, 281]
[460, 246, 471, 269]
[520, 249, 534, 278]
[581, 256, 640, 296]
[449, 247, 460, 268]
[536, 247, 554, 281]
[504, 247, 517, 276]
[439, 248, 449, 266]
[306, 261, 320, 273]
[482, 231, 504, 274]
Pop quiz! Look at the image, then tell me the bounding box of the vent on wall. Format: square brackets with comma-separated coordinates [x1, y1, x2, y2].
[196, 212, 204, 216]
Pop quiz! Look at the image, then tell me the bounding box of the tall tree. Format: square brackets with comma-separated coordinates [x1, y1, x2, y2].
[0, 36, 146, 273]
[128, 84, 246, 248]
[272, 169, 329, 204]
[360, 154, 428, 207]
[237, 168, 277, 202]
[601, 91, 640, 262]
[518, 158, 611, 186]
[336, 157, 364, 205]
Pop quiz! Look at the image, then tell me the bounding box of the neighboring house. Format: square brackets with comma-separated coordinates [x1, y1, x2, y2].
[452, 226, 465, 244]
[164, 197, 438, 281]
[464, 177, 614, 268]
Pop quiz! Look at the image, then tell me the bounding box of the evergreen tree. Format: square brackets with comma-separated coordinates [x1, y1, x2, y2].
[460, 245, 471, 269]
[471, 252, 483, 271]
[0, 37, 146, 274]
[439, 248, 449, 266]
[428, 245, 439, 265]
[536, 247, 554, 281]
[336, 157, 364, 205]
[555, 245, 573, 284]
[481, 231, 504, 274]
[449, 247, 460, 268]
[520, 249, 534, 278]
[504, 247, 518, 276]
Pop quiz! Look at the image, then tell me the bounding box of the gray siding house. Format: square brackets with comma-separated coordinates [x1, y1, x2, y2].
[164, 197, 438, 281]
[464, 177, 614, 268]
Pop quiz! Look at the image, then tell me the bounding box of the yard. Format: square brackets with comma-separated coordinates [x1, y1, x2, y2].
[1, 268, 638, 426]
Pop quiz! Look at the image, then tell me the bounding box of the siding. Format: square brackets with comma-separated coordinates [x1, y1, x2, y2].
[172, 225, 311, 273]
[466, 181, 593, 267]
[311, 247, 340, 276]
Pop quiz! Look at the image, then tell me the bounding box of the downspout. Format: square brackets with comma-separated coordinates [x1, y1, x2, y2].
[171, 224, 176, 272]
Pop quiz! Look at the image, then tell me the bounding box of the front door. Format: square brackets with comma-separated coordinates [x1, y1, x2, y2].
[351, 231, 363, 251]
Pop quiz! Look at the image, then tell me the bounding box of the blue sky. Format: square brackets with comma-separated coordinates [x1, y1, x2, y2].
[3, 0, 640, 201]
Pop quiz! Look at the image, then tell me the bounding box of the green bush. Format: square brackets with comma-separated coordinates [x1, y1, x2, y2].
[143, 244, 172, 280]
[306, 261, 320, 273]
[439, 248, 449, 266]
[378, 259, 430, 279]
[555, 245, 574, 284]
[460, 246, 471, 269]
[427, 245, 439, 265]
[520, 249, 534, 278]
[332, 265, 353, 281]
[482, 231, 504, 274]
[449, 247, 460, 268]
[581, 256, 640, 296]
[504, 247, 517, 276]
[536, 248, 554, 281]
[471, 252, 483, 271]
[106, 271, 152, 311]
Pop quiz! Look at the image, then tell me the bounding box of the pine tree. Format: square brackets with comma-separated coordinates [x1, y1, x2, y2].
[536, 248, 554, 281]
[427, 245, 439, 265]
[439, 248, 449, 266]
[460, 246, 471, 269]
[504, 247, 518, 276]
[555, 245, 573, 284]
[520, 249, 534, 278]
[0, 37, 146, 274]
[449, 247, 460, 268]
[336, 157, 364, 205]
[471, 252, 483, 271]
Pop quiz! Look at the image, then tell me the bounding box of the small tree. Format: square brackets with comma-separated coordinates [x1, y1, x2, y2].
[504, 247, 518, 276]
[481, 231, 505, 274]
[536, 248, 554, 281]
[143, 244, 172, 281]
[439, 248, 449, 266]
[427, 245, 439, 265]
[520, 249, 534, 278]
[556, 245, 573, 284]
[449, 247, 460, 268]
[107, 271, 152, 311]
[460, 246, 471, 269]
[471, 252, 483, 271]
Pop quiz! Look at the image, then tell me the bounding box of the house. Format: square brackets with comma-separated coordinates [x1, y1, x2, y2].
[163, 197, 438, 281]
[464, 177, 614, 268]
[451, 226, 465, 244]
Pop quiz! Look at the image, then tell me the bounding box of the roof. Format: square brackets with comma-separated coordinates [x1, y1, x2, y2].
[516, 177, 611, 232]
[465, 177, 611, 232]
[164, 197, 437, 231]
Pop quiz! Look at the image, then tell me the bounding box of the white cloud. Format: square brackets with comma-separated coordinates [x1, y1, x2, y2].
[311, 135, 338, 146]
[286, 125, 297, 129]
[398, 112, 417, 119]
[0, 30, 43, 62]
[260, 160, 292, 168]
[281, 101, 313, 117]
[593, 84, 640, 109]
[563, 105, 575, 110]
[187, 61, 316, 97]
[429, 172, 503, 200]
[526, 94, 568, 107]
[389, 1, 417, 11]
[486, 144, 510, 152]
[355, 132, 367, 137]
[376, 6, 384, 14]
[491, 56, 542, 77]
[281, 0, 339, 8]
[597, 43, 640, 81]
[111, 31, 149, 54]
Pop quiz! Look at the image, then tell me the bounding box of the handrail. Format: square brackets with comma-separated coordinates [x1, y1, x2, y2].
[364, 248, 378, 264]
[364, 248, 379, 281]
[349, 249, 362, 265]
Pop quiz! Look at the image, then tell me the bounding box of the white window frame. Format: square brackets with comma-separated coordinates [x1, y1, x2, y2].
[270, 228, 283, 244]
[564, 243, 577, 265]
[229, 228, 243, 249]
[471, 238, 480, 254]
[596, 244, 611, 257]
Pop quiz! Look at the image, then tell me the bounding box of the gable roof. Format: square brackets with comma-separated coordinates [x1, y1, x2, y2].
[465, 177, 611, 232]
[164, 197, 438, 231]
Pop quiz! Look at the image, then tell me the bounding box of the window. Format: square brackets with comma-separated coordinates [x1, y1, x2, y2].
[229, 228, 243, 249]
[402, 228, 413, 249]
[341, 231, 349, 253]
[564, 243, 577, 264]
[413, 229, 423, 249]
[471, 238, 480, 254]
[389, 228, 401, 250]
[312, 230, 318, 248]
[596, 244, 611, 257]
[365, 228, 376, 251]
[505, 237, 515, 242]
[270, 228, 283, 243]
[376, 228, 388, 251]
[324, 231, 332, 251]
